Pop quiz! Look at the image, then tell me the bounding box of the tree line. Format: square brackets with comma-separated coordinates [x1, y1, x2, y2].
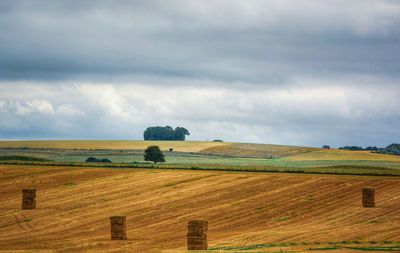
[338, 146, 378, 151]
[338, 143, 400, 156]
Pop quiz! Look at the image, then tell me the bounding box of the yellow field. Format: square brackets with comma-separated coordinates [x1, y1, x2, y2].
[199, 143, 317, 158]
[0, 140, 226, 152]
[286, 149, 400, 162]
[0, 140, 318, 158]
[0, 164, 399, 252]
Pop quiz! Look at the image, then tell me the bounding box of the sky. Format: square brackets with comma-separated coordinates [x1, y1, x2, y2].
[0, 0, 400, 148]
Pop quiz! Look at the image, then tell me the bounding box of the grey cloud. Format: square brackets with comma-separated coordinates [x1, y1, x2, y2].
[1, 0, 400, 84]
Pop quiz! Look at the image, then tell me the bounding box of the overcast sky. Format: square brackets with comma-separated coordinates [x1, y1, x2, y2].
[1, 0, 400, 147]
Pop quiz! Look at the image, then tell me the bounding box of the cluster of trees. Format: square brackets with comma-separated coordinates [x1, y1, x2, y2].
[144, 126, 190, 141]
[85, 157, 111, 163]
[338, 146, 378, 151]
[374, 143, 400, 156]
[337, 144, 400, 156]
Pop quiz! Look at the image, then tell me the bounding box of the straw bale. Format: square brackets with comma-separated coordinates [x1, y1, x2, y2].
[22, 189, 36, 209]
[187, 228, 207, 236]
[187, 236, 207, 243]
[22, 201, 36, 209]
[188, 241, 207, 250]
[110, 216, 125, 224]
[187, 220, 208, 250]
[188, 220, 208, 229]
[362, 187, 375, 207]
[22, 189, 36, 197]
[110, 216, 127, 240]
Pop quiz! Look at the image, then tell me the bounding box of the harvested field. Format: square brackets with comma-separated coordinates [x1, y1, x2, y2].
[1, 165, 400, 252]
[0, 140, 317, 159]
[286, 149, 400, 162]
[0, 140, 226, 153]
[199, 143, 317, 158]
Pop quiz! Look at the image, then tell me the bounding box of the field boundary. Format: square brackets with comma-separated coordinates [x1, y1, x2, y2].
[209, 241, 400, 252]
[1, 160, 399, 177]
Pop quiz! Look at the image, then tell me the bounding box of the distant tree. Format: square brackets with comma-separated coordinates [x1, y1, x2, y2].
[174, 127, 190, 140]
[322, 145, 330, 149]
[86, 157, 112, 163]
[143, 126, 190, 140]
[86, 157, 98, 162]
[143, 126, 174, 140]
[339, 146, 363, 151]
[144, 145, 165, 164]
[366, 146, 378, 151]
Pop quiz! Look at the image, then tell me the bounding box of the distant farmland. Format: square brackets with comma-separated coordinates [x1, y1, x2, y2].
[0, 140, 226, 152]
[1, 140, 400, 175]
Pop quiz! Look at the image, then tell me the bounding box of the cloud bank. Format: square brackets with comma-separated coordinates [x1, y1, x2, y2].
[1, 1, 399, 147]
[1, 0, 400, 83]
[1, 80, 399, 147]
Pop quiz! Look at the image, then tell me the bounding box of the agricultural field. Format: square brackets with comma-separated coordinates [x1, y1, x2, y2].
[198, 143, 317, 158]
[0, 164, 400, 252]
[1, 140, 400, 175]
[0, 140, 226, 152]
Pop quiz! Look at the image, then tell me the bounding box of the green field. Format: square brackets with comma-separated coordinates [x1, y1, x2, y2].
[1, 140, 400, 176]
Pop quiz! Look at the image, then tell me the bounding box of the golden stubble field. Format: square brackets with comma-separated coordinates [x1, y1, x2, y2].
[0, 140, 226, 153]
[285, 149, 400, 162]
[0, 165, 400, 252]
[0, 140, 317, 158]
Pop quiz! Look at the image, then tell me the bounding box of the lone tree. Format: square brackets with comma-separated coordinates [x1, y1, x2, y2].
[144, 145, 165, 164]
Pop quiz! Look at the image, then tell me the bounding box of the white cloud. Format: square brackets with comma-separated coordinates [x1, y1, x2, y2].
[56, 104, 85, 117]
[1, 79, 393, 146]
[0, 70, 399, 146]
[15, 102, 31, 115]
[76, 84, 138, 120]
[0, 101, 6, 112]
[27, 99, 55, 114]
[15, 99, 55, 115]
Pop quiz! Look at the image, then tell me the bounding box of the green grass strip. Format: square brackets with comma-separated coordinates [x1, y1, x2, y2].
[0, 155, 51, 161]
[0, 160, 399, 177]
